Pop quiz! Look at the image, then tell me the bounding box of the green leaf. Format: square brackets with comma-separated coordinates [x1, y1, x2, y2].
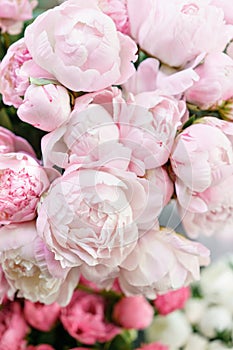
[29, 77, 59, 86]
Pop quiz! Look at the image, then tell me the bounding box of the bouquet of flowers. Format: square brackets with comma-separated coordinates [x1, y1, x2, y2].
[0, 0, 233, 349]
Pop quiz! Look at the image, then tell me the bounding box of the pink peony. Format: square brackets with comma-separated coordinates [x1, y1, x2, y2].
[17, 83, 71, 132]
[0, 301, 29, 350]
[24, 301, 61, 331]
[0, 152, 51, 224]
[119, 227, 210, 299]
[42, 87, 185, 175]
[24, 0, 137, 92]
[37, 166, 163, 286]
[171, 123, 233, 212]
[0, 0, 37, 35]
[0, 221, 80, 306]
[210, 0, 233, 24]
[127, 0, 233, 67]
[153, 287, 190, 315]
[98, 0, 130, 34]
[185, 53, 233, 111]
[0, 126, 35, 156]
[60, 290, 120, 344]
[113, 295, 154, 329]
[136, 342, 169, 350]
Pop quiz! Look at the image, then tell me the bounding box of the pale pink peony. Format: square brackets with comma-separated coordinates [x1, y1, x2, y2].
[136, 342, 169, 350]
[24, 0, 137, 92]
[185, 53, 233, 111]
[0, 301, 29, 350]
[153, 287, 190, 315]
[0, 221, 80, 306]
[127, 0, 233, 67]
[0, 0, 37, 34]
[0, 152, 51, 224]
[60, 290, 121, 345]
[98, 0, 130, 34]
[0, 38, 54, 108]
[227, 41, 233, 60]
[0, 266, 11, 304]
[0, 126, 35, 156]
[37, 166, 163, 286]
[24, 300, 61, 331]
[170, 123, 233, 212]
[113, 295, 154, 329]
[42, 87, 185, 175]
[119, 227, 210, 299]
[210, 0, 233, 24]
[17, 83, 71, 131]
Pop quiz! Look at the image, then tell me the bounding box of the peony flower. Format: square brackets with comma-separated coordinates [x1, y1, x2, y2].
[42, 87, 185, 176]
[127, 0, 233, 68]
[24, 300, 61, 331]
[171, 123, 233, 213]
[37, 166, 163, 286]
[210, 0, 233, 24]
[0, 126, 35, 156]
[119, 227, 210, 299]
[136, 343, 169, 350]
[0, 301, 29, 350]
[0, 152, 51, 224]
[98, 0, 130, 34]
[17, 83, 71, 132]
[60, 290, 121, 345]
[185, 53, 233, 112]
[0, 0, 37, 35]
[24, 0, 137, 92]
[0, 221, 80, 306]
[153, 287, 190, 315]
[113, 296, 154, 329]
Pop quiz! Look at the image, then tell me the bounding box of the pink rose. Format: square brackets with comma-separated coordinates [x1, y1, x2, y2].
[24, 301, 60, 331]
[185, 53, 233, 111]
[17, 84, 71, 131]
[210, 0, 233, 24]
[42, 88, 185, 175]
[0, 0, 37, 34]
[24, 0, 137, 92]
[60, 290, 120, 344]
[0, 221, 80, 306]
[127, 0, 233, 67]
[0, 152, 51, 224]
[153, 287, 190, 315]
[37, 166, 163, 286]
[136, 342, 169, 350]
[0, 126, 35, 156]
[98, 0, 130, 34]
[0, 38, 54, 108]
[171, 123, 233, 212]
[119, 227, 210, 299]
[113, 296, 154, 329]
[0, 301, 28, 350]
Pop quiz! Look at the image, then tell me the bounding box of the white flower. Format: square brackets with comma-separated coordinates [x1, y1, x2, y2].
[198, 305, 232, 338]
[184, 334, 208, 350]
[208, 340, 233, 350]
[184, 298, 207, 324]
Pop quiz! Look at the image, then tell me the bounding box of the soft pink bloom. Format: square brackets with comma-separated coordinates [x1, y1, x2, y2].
[178, 174, 233, 240]
[24, 301, 61, 331]
[113, 295, 154, 329]
[127, 0, 233, 67]
[26, 346, 55, 350]
[0, 301, 29, 350]
[119, 227, 210, 299]
[185, 53, 233, 110]
[42, 88, 185, 175]
[136, 342, 169, 350]
[0, 221, 80, 306]
[98, 0, 130, 34]
[227, 41, 233, 60]
[60, 290, 121, 344]
[17, 83, 71, 131]
[171, 123, 233, 212]
[153, 287, 190, 315]
[24, 0, 137, 92]
[0, 38, 53, 108]
[122, 58, 199, 96]
[0, 0, 37, 34]
[210, 0, 233, 24]
[0, 152, 51, 224]
[0, 126, 35, 156]
[37, 166, 162, 286]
